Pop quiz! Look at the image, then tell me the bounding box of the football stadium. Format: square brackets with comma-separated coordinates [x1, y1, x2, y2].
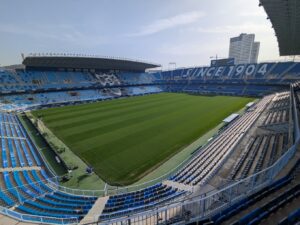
[0, 0, 300, 225]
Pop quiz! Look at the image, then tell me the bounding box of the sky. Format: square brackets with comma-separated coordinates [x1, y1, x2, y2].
[0, 0, 289, 68]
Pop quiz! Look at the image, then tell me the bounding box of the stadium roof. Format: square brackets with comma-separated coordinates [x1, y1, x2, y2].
[22, 54, 161, 72]
[223, 113, 239, 123]
[260, 0, 300, 56]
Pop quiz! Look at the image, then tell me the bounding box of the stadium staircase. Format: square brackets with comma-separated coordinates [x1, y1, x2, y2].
[79, 196, 109, 224]
[163, 180, 194, 192]
[0, 214, 37, 225]
[0, 136, 26, 140]
[0, 166, 41, 172]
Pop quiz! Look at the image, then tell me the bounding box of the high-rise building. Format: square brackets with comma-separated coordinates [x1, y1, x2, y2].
[229, 33, 260, 65]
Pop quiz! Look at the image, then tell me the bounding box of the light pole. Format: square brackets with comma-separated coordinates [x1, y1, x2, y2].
[210, 55, 220, 60]
[169, 62, 176, 80]
[168, 62, 176, 70]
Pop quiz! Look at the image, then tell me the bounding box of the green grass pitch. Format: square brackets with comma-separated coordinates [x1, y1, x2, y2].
[32, 93, 254, 186]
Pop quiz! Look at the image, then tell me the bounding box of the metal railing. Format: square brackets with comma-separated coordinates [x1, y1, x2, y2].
[0, 206, 78, 225]
[96, 136, 299, 225]
[47, 178, 105, 197]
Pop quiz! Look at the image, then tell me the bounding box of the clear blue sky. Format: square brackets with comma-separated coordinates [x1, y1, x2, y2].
[0, 0, 285, 68]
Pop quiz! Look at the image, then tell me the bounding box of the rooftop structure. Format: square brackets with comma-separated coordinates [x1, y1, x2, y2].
[22, 54, 160, 72]
[260, 0, 300, 56]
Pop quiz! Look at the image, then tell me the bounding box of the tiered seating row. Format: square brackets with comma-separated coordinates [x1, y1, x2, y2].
[279, 207, 300, 225]
[204, 157, 300, 225]
[263, 109, 289, 125]
[101, 183, 185, 220]
[0, 86, 162, 111]
[0, 114, 40, 168]
[233, 184, 300, 225]
[269, 94, 290, 110]
[229, 133, 288, 180]
[0, 71, 120, 92]
[263, 92, 290, 125]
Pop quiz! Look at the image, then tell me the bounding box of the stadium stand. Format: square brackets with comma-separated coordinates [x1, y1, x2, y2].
[170, 95, 272, 186]
[0, 57, 299, 224]
[1, 62, 300, 112]
[233, 184, 300, 224]
[0, 112, 97, 224]
[229, 133, 289, 180]
[279, 208, 300, 225]
[100, 183, 185, 220]
[202, 161, 300, 225]
[0, 111, 187, 224]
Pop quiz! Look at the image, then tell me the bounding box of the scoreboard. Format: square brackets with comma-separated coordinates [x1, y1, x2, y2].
[211, 58, 235, 66]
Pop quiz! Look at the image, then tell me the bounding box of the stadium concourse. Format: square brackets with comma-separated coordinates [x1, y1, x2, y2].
[0, 55, 299, 225]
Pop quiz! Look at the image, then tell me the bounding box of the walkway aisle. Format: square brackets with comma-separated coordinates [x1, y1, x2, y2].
[79, 196, 109, 224]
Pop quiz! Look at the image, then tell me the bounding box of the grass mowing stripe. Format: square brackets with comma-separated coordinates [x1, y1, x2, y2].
[45, 94, 188, 130]
[54, 95, 190, 137]
[38, 94, 175, 121]
[39, 93, 168, 116]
